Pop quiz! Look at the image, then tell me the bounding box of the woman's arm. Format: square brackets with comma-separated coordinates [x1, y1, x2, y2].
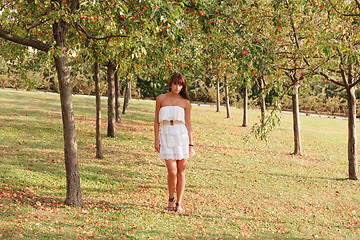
[185, 100, 195, 157]
[154, 95, 162, 152]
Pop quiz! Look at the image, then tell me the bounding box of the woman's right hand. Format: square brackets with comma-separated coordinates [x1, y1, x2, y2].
[155, 142, 160, 153]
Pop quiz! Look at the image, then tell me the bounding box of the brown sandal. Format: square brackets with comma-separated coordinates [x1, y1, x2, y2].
[175, 203, 184, 213]
[166, 197, 175, 211]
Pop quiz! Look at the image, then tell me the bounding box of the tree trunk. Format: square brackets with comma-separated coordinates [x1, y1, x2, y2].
[242, 82, 248, 127]
[224, 75, 231, 118]
[257, 76, 266, 123]
[216, 77, 220, 112]
[347, 86, 358, 180]
[260, 98, 266, 122]
[128, 80, 132, 100]
[122, 79, 130, 114]
[94, 62, 103, 159]
[115, 70, 122, 123]
[107, 61, 116, 138]
[292, 86, 302, 155]
[53, 19, 82, 206]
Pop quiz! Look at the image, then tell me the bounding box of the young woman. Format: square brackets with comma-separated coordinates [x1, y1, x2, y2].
[154, 73, 195, 213]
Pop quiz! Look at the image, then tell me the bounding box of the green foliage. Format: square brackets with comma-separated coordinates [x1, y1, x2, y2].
[2, 0, 360, 141]
[249, 102, 282, 141]
[135, 74, 167, 99]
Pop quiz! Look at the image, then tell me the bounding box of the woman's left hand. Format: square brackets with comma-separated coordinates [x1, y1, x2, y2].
[189, 146, 195, 157]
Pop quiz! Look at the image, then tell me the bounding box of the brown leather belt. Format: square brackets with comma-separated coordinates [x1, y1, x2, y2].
[162, 120, 183, 126]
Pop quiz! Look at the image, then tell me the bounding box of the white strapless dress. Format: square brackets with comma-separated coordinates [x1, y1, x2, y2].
[159, 106, 189, 160]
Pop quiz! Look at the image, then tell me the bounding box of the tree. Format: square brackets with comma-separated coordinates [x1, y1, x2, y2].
[0, 0, 84, 205]
[239, 1, 315, 152]
[271, 1, 313, 155]
[314, 2, 360, 180]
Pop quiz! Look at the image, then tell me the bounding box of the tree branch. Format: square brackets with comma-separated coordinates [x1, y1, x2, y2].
[278, 66, 306, 71]
[75, 22, 128, 40]
[355, 0, 360, 9]
[258, 83, 293, 132]
[343, 13, 360, 17]
[289, 13, 300, 49]
[339, 67, 349, 87]
[328, 0, 360, 17]
[26, 18, 49, 32]
[327, 0, 342, 15]
[284, 71, 293, 81]
[350, 78, 360, 88]
[0, 28, 51, 52]
[317, 71, 345, 87]
[26, 11, 57, 32]
[220, 24, 242, 47]
[274, 51, 295, 55]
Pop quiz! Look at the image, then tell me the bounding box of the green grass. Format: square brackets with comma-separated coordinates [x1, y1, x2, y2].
[1, 88, 360, 239]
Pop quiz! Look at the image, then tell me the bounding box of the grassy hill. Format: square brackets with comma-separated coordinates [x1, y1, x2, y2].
[1, 88, 359, 239]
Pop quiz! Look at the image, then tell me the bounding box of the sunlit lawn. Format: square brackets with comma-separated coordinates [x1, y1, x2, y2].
[1, 88, 360, 239]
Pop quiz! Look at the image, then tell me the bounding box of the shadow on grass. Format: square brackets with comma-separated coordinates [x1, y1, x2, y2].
[266, 172, 349, 182]
[0, 184, 153, 212]
[1, 115, 62, 133]
[0, 187, 64, 210]
[335, 178, 350, 181]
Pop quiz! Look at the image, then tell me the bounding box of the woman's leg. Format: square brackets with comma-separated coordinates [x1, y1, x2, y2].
[165, 160, 177, 209]
[175, 158, 187, 208]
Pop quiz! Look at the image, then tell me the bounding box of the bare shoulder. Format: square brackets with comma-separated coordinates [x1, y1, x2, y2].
[156, 93, 166, 103]
[156, 93, 166, 100]
[184, 99, 191, 109]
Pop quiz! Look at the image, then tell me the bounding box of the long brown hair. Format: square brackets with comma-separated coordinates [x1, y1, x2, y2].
[168, 73, 190, 101]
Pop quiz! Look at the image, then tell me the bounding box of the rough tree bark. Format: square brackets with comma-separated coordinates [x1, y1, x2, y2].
[94, 62, 103, 159]
[107, 61, 116, 138]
